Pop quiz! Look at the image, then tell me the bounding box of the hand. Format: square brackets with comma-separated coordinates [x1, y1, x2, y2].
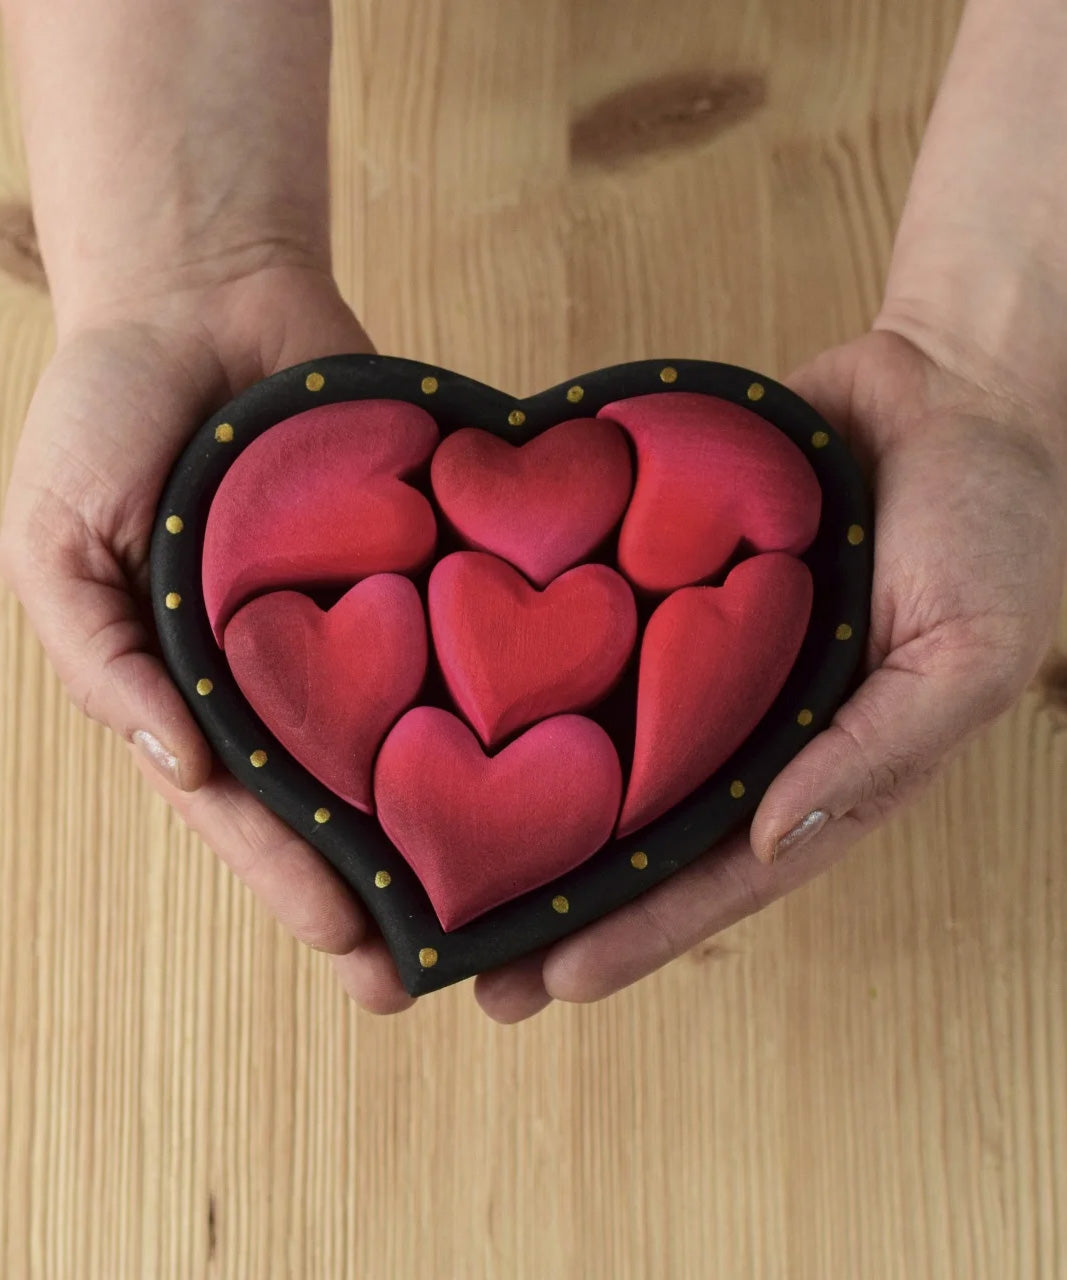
[0, 265, 417, 1014]
[474, 327, 1067, 1023]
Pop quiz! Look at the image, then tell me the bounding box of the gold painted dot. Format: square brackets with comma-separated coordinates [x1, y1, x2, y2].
[250, 750, 268, 768]
[419, 946, 438, 968]
[421, 375, 439, 395]
[567, 385, 585, 404]
[729, 779, 746, 799]
[305, 371, 325, 392]
[797, 708, 814, 727]
[165, 515, 184, 535]
[314, 807, 331, 824]
[215, 423, 234, 443]
[847, 524, 865, 546]
[164, 592, 181, 610]
[746, 381, 765, 402]
[811, 430, 830, 449]
[551, 895, 570, 914]
[195, 678, 214, 697]
[508, 409, 526, 427]
[836, 623, 854, 641]
[660, 366, 679, 384]
[374, 870, 392, 889]
[630, 851, 648, 870]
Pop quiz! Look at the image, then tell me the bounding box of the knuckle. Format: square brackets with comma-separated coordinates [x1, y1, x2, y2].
[634, 895, 686, 968]
[834, 718, 930, 812]
[715, 853, 770, 920]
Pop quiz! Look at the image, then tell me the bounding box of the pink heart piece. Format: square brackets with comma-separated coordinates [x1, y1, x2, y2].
[428, 551, 637, 748]
[600, 392, 822, 593]
[430, 418, 633, 586]
[374, 708, 622, 931]
[203, 399, 439, 640]
[223, 575, 427, 813]
[617, 553, 813, 838]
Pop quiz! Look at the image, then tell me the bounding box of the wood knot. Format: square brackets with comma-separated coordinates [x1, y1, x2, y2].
[0, 202, 46, 290]
[688, 939, 732, 966]
[1034, 648, 1067, 727]
[570, 71, 767, 171]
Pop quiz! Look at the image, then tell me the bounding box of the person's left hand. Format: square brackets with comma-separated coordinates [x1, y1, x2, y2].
[473, 327, 1067, 1023]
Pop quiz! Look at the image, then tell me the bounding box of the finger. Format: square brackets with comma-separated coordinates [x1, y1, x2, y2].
[2, 525, 212, 791]
[331, 936, 417, 1015]
[749, 633, 1020, 864]
[131, 750, 366, 954]
[541, 833, 823, 1003]
[474, 950, 553, 1023]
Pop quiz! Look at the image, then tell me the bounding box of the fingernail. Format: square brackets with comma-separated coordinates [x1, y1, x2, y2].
[131, 729, 180, 783]
[773, 809, 830, 861]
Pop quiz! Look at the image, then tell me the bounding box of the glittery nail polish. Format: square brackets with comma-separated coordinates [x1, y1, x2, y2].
[131, 729, 180, 783]
[773, 809, 830, 860]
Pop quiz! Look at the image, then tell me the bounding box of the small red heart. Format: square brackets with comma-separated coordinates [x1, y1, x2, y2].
[601, 392, 822, 593]
[428, 551, 637, 748]
[204, 399, 439, 639]
[430, 418, 633, 586]
[617, 553, 813, 837]
[223, 575, 427, 813]
[374, 708, 622, 931]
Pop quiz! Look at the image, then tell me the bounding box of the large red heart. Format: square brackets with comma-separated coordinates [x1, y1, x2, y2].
[602, 392, 822, 593]
[430, 418, 633, 586]
[203, 399, 439, 639]
[428, 551, 637, 748]
[617, 552, 814, 837]
[155, 354, 872, 995]
[374, 708, 623, 932]
[223, 575, 427, 812]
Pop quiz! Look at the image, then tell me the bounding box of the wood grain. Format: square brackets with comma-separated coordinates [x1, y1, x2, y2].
[1, 1, 1065, 1276]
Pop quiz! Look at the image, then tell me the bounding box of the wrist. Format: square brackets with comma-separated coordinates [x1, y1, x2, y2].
[875, 231, 1067, 458]
[51, 233, 333, 344]
[51, 262, 369, 396]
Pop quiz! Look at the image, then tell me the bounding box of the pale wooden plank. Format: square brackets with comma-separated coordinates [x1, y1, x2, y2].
[0, 1, 1063, 1276]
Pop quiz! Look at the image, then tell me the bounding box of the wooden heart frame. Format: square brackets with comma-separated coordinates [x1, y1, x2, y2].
[151, 355, 873, 995]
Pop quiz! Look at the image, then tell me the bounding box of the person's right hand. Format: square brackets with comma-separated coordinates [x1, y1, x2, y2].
[0, 264, 416, 1014]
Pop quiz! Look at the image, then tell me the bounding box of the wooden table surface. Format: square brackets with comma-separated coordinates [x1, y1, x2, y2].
[1, 1, 1064, 1276]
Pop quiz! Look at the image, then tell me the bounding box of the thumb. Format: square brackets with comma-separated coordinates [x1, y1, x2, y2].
[1, 499, 212, 791]
[749, 630, 1021, 863]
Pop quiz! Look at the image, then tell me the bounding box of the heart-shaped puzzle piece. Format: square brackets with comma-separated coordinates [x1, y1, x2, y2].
[601, 392, 822, 593]
[430, 418, 633, 586]
[617, 552, 813, 837]
[203, 399, 439, 639]
[223, 575, 427, 813]
[428, 551, 637, 748]
[375, 707, 622, 931]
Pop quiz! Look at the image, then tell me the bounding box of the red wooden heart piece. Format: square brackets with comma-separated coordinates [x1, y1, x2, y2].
[430, 418, 633, 586]
[428, 551, 637, 748]
[617, 552, 813, 838]
[600, 392, 822, 593]
[223, 575, 427, 813]
[203, 399, 439, 640]
[374, 708, 622, 931]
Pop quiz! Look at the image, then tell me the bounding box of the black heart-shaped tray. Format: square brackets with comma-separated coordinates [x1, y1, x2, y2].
[151, 355, 872, 995]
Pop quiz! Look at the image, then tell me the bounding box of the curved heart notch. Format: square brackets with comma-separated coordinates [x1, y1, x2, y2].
[602, 391, 822, 593]
[618, 553, 814, 837]
[203, 399, 439, 640]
